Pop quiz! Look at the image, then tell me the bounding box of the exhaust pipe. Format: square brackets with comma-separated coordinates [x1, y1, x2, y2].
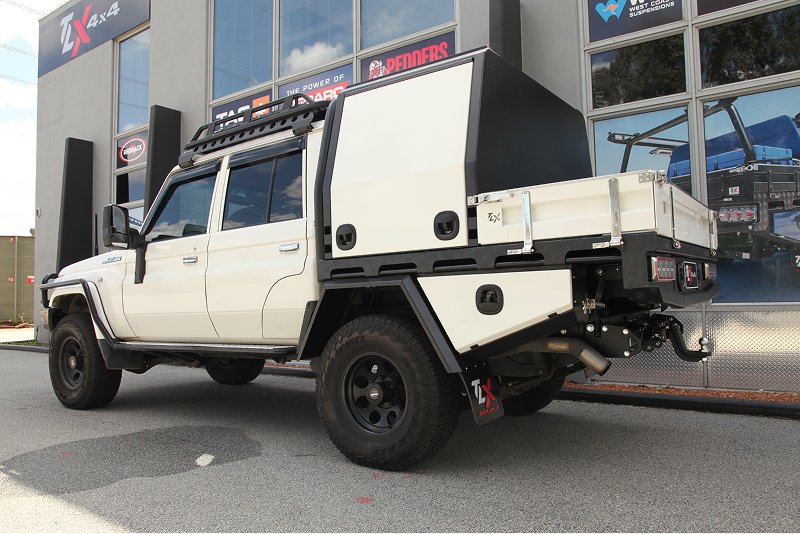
[496, 337, 613, 376]
[575, 345, 612, 376]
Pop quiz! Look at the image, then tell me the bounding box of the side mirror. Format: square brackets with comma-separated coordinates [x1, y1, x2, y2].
[102, 205, 143, 249]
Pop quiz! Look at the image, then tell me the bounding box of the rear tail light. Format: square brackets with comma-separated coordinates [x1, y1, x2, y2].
[740, 206, 757, 222]
[718, 206, 756, 223]
[704, 262, 717, 280]
[651, 257, 676, 281]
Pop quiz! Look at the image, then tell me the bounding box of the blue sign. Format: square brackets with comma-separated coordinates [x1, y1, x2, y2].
[38, 0, 150, 77]
[588, 0, 683, 43]
[211, 89, 273, 132]
[279, 65, 352, 102]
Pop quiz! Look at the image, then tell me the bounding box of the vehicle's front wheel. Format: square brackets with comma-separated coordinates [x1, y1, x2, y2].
[49, 313, 122, 409]
[316, 314, 462, 470]
[206, 358, 265, 385]
[502, 377, 565, 416]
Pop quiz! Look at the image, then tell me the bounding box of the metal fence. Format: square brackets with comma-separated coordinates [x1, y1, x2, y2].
[596, 309, 800, 393]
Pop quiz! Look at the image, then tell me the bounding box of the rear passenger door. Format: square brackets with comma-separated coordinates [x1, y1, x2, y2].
[205, 140, 307, 342]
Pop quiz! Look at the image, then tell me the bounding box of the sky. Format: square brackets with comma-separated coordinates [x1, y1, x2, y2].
[0, 0, 67, 237]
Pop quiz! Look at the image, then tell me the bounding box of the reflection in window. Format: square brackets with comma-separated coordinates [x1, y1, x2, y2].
[270, 154, 303, 222]
[128, 207, 144, 230]
[703, 86, 800, 300]
[222, 153, 303, 230]
[280, 0, 352, 77]
[593, 107, 691, 194]
[361, 0, 454, 50]
[213, 0, 273, 100]
[223, 160, 273, 230]
[700, 5, 800, 89]
[118, 29, 150, 133]
[116, 168, 146, 204]
[148, 175, 217, 241]
[591, 34, 685, 108]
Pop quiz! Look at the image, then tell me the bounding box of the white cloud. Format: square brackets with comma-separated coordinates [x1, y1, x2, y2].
[281, 41, 345, 77]
[0, 1, 68, 49]
[0, 117, 36, 235]
[0, 79, 37, 110]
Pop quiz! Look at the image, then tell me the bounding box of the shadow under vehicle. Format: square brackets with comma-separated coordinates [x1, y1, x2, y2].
[608, 99, 800, 269]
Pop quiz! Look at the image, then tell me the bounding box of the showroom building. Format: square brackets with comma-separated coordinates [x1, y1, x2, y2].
[35, 0, 800, 392]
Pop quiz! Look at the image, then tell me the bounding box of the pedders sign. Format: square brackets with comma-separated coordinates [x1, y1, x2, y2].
[360, 33, 456, 81]
[39, 0, 150, 77]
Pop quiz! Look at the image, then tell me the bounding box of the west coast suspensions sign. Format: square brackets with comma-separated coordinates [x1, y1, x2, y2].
[38, 0, 150, 77]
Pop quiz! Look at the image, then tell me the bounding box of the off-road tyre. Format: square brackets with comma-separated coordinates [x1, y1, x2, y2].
[502, 377, 565, 416]
[316, 314, 462, 470]
[206, 358, 265, 385]
[49, 313, 122, 409]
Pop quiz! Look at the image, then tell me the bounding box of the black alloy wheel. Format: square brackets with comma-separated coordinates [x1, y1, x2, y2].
[343, 354, 407, 434]
[316, 314, 462, 470]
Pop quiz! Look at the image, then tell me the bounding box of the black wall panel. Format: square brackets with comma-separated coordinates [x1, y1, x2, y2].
[145, 105, 182, 215]
[57, 138, 93, 271]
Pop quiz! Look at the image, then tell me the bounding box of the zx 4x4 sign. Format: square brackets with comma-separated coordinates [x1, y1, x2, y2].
[38, 0, 150, 77]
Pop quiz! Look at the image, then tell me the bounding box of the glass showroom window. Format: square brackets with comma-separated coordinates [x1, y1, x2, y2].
[115, 28, 151, 230]
[361, 0, 454, 50]
[117, 28, 150, 133]
[280, 0, 352, 77]
[591, 34, 686, 109]
[700, 4, 800, 89]
[702, 85, 800, 304]
[593, 106, 692, 194]
[213, 0, 274, 100]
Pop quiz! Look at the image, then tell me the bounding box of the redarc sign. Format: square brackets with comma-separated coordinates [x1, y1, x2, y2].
[38, 0, 150, 77]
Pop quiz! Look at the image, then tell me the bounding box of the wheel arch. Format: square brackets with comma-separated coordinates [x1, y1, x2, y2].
[297, 275, 462, 373]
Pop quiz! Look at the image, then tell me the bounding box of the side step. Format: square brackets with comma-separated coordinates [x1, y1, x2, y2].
[118, 341, 296, 357]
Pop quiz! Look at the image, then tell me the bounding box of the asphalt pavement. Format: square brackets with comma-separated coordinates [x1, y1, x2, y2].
[1, 349, 799, 532]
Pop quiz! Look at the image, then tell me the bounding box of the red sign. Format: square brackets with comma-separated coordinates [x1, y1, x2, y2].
[119, 138, 146, 163]
[27, 276, 35, 284]
[360, 33, 455, 81]
[7, 277, 13, 282]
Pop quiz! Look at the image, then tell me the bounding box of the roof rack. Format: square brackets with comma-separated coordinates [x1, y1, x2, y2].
[178, 93, 330, 168]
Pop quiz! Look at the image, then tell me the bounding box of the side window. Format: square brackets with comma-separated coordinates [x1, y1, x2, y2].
[147, 175, 217, 242]
[270, 153, 303, 222]
[222, 151, 303, 230]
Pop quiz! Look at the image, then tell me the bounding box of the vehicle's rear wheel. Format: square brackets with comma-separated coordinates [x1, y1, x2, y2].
[206, 358, 265, 385]
[49, 313, 122, 409]
[316, 314, 462, 470]
[502, 377, 565, 416]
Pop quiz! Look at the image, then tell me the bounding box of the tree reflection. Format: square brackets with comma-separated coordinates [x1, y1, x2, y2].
[592, 35, 685, 108]
[700, 5, 800, 88]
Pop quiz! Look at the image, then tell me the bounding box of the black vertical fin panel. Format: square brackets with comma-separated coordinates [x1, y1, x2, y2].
[473, 51, 593, 194]
[145, 105, 182, 215]
[57, 138, 93, 272]
[489, 0, 522, 69]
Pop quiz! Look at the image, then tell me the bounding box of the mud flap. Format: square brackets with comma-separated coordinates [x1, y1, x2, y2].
[459, 364, 504, 425]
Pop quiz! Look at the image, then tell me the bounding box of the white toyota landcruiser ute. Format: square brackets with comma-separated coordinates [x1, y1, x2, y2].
[41, 49, 719, 470]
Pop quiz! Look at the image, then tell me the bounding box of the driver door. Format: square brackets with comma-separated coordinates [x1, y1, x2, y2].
[122, 163, 220, 342]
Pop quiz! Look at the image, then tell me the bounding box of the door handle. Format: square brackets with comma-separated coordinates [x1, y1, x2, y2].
[183, 256, 198, 263]
[279, 243, 299, 252]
